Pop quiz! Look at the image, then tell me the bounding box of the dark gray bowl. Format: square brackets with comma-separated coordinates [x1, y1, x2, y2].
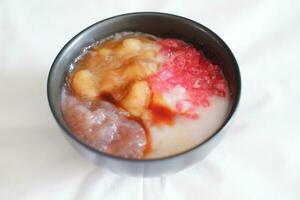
[47, 12, 241, 177]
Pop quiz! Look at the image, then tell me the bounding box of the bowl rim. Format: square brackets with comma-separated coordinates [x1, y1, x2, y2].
[47, 11, 241, 163]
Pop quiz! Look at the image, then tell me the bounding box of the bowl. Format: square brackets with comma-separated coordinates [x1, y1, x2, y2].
[47, 12, 241, 177]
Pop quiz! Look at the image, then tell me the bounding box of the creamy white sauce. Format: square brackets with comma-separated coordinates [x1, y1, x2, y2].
[147, 95, 230, 158]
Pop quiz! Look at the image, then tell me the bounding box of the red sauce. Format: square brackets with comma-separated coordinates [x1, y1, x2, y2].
[99, 92, 152, 157]
[149, 103, 176, 125]
[127, 116, 152, 157]
[99, 92, 118, 105]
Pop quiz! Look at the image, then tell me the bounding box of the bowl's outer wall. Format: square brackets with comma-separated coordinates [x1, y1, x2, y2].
[48, 13, 241, 176]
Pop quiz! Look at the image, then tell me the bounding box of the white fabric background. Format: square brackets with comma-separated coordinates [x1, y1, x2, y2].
[1, 0, 300, 199]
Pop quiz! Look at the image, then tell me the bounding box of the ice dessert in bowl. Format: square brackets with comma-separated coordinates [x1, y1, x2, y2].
[62, 33, 230, 159]
[48, 13, 241, 176]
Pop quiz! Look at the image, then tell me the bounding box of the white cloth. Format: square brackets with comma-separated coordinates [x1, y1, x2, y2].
[1, 0, 299, 199]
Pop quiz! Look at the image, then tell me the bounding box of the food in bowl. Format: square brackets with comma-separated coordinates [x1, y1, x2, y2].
[61, 32, 230, 159]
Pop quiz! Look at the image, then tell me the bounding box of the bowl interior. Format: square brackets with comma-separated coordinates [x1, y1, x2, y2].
[48, 12, 241, 160]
